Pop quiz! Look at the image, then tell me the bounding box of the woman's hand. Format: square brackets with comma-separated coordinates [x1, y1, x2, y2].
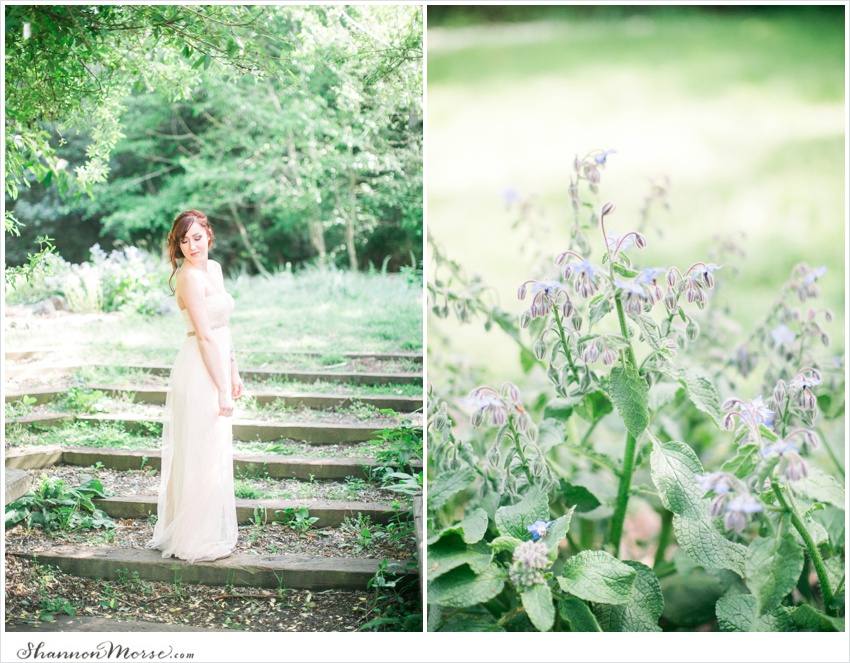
[232, 374, 244, 399]
[218, 391, 234, 417]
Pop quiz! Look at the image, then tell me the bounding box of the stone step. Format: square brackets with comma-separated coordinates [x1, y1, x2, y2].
[5, 615, 230, 632]
[5, 347, 422, 364]
[96, 495, 402, 527]
[13, 546, 414, 591]
[6, 412, 421, 446]
[4, 363, 423, 386]
[5, 468, 33, 506]
[6, 385, 422, 413]
[6, 447, 423, 481]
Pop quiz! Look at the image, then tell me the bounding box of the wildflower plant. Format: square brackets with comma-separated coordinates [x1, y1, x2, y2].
[427, 150, 845, 632]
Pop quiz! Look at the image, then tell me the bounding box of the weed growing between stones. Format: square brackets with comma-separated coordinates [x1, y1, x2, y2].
[426, 150, 844, 632]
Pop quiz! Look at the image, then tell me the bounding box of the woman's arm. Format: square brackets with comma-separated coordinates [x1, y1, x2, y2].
[208, 261, 243, 399]
[177, 269, 233, 417]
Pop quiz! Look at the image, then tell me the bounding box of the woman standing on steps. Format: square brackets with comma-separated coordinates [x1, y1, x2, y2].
[147, 210, 243, 563]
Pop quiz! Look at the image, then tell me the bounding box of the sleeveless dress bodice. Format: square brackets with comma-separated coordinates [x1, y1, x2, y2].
[180, 291, 234, 334]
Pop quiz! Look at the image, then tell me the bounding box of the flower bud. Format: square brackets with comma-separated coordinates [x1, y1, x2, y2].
[571, 314, 583, 332]
[601, 202, 616, 218]
[821, 333, 830, 347]
[433, 409, 447, 431]
[491, 406, 507, 427]
[602, 344, 617, 366]
[573, 156, 581, 173]
[562, 265, 573, 281]
[471, 409, 483, 428]
[800, 387, 817, 411]
[773, 380, 787, 405]
[503, 382, 520, 403]
[824, 309, 833, 322]
[517, 283, 528, 300]
[533, 339, 547, 361]
[704, 271, 714, 289]
[561, 299, 574, 318]
[686, 319, 700, 342]
[519, 310, 531, 329]
[634, 233, 647, 249]
[666, 270, 677, 288]
[664, 289, 678, 314]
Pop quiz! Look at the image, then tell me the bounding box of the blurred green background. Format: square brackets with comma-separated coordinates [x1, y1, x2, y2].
[427, 5, 845, 386]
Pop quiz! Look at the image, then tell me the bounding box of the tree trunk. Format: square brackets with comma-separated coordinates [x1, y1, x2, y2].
[346, 170, 358, 271]
[227, 203, 271, 277]
[308, 217, 327, 267]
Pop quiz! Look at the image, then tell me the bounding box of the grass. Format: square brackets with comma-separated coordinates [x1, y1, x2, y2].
[426, 9, 845, 386]
[5, 269, 423, 363]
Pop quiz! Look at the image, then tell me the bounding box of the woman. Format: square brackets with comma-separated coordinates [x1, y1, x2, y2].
[146, 210, 243, 563]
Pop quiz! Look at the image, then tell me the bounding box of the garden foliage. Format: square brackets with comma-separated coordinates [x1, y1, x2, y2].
[426, 151, 845, 632]
[5, 474, 115, 534]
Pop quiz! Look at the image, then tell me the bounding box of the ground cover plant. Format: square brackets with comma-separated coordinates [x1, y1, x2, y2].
[426, 151, 845, 632]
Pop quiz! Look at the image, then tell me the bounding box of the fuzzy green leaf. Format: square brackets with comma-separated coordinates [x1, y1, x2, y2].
[438, 614, 505, 632]
[588, 294, 612, 326]
[575, 390, 613, 422]
[541, 509, 575, 553]
[650, 439, 747, 576]
[488, 536, 522, 554]
[793, 468, 845, 508]
[558, 550, 636, 605]
[429, 508, 489, 545]
[745, 518, 804, 614]
[716, 594, 796, 632]
[428, 563, 507, 608]
[592, 561, 663, 632]
[558, 595, 601, 632]
[428, 466, 475, 510]
[790, 604, 845, 632]
[427, 538, 493, 581]
[558, 482, 602, 512]
[678, 368, 723, 426]
[494, 487, 549, 540]
[521, 583, 555, 632]
[635, 315, 662, 351]
[609, 364, 649, 439]
[720, 443, 760, 478]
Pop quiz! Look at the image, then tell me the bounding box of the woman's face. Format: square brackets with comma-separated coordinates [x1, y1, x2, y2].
[180, 221, 210, 267]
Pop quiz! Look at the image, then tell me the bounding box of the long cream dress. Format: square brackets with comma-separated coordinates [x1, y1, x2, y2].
[146, 291, 238, 562]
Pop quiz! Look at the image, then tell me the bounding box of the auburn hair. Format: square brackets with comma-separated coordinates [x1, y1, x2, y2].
[167, 210, 214, 294]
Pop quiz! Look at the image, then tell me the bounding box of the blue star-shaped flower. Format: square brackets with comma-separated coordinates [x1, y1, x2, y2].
[527, 519, 554, 541]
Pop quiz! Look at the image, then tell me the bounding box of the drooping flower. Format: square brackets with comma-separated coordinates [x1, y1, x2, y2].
[565, 259, 600, 298]
[723, 493, 763, 533]
[509, 540, 550, 590]
[527, 519, 554, 541]
[614, 279, 649, 316]
[802, 265, 827, 286]
[593, 149, 617, 166]
[738, 395, 776, 429]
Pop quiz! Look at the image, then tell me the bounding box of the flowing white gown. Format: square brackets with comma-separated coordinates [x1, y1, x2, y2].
[146, 291, 238, 563]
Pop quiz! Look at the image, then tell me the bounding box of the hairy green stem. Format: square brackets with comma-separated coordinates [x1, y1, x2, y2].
[508, 418, 534, 485]
[653, 508, 674, 568]
[772, 483, 836, 615]
[609, 432, 637, 557]
[553, 306, 580, 384]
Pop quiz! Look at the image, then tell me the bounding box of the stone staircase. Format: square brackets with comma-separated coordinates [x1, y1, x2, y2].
[4, 349, 423, 630]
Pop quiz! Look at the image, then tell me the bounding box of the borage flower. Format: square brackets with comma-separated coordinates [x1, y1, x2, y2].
[723, 493, 763, 533]
[770, 324, 796, 347]
[723, 395, 775, 437]
[527, 519, 554, 541]
[614, 279, 649, 316]
[789, 368, 822, 411]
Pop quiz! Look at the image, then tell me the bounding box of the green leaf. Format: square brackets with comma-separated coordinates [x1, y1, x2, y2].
[520, 583, 555, 632]
[574, 391, 613, 422]
[660, 568, 725, 628]
[558, 481, 602, 513]
[720, 443, 760, 478]
[192, 55, 206, 69]
[592, 561, 663, 632]
[790, 604, 845, 632]
[745, 518, 805, 614]
[439, 614, 505, 632]
[428, 563, 507, 608]
[494, 487, 549, 540]
[427, 538, 493, 581]
[609, 364, 649, 439]
[677, 368, 723, 426]
[488, 536, 522, 554]
[588, 294, 612, 326]
[612, 263, 638, 279]
[429, 508, 489, 545]
[635, 315, 662, 351]
[650, 439, 747, 576]
[429, 467, 475, 510]
[716, 594, 796, 632]
[519, 345, 537, 373]
[541, 509, 575, 554]
[793, 468, 845, 508]
[543, 398, 575, 421]
[557, 550, 636, 605]
[557, 595, 601, 632]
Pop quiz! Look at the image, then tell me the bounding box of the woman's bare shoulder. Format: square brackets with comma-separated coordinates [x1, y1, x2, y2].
[175, 266, 204, 291]
[208, 259, 223, 274]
